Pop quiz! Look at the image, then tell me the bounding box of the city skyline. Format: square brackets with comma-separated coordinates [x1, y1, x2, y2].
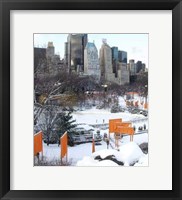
[34, 33, 148, 68]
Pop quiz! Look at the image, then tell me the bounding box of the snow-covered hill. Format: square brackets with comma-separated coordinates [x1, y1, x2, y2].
[39, 106, 148, 166]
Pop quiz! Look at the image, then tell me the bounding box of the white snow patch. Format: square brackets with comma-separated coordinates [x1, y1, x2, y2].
[134, 154, 148, 166]
[76, 142, 145, 166]
[118, 96, 126, 108]
[121, 133, 148, 145]
[76, 156, 99, 166]
[118, 142, 144, 166]
[72, 108, 146, 125]
[76, 156, 119, 166]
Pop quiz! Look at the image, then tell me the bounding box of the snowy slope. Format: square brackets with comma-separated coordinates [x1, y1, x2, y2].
[39, 107, 148, 166]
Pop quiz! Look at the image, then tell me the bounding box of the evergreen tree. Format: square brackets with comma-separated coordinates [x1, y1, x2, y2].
[38, 104, 76, 146]
[56, 111, 77, 138]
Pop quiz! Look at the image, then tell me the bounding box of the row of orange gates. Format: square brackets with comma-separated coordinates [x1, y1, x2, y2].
[34, 118, 135, 163]
[125, 92, 148, 110]
[109, 118, 135, 148]
[34, 131, 68, 164]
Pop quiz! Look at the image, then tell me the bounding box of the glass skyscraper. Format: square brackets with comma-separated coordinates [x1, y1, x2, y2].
[118, 50, 127, 64]
[67, 34, 88, 73]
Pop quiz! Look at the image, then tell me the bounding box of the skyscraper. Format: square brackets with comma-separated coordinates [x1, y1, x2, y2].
[84, 42, 100, 81]
[111, 47, 118, 76]
[118, 50, 127, 64]
[117, 63, 130, 85]
[67, 34, 88, 73]
[136, 61, 143, 73]
[34, 42, 61, 76]
[142, 63, 146, 72]
[128, 59, 136, 75]
[99, 41, 115, 83]
[100, 41, 112, 76]
[34, 47, 46, 71]
[46, 42, 55, 59]
[64, 42, 68, 71]
[111, 47, 118, 61]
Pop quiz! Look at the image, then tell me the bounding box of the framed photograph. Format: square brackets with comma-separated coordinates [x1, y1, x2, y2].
[0, 0, 181, 199]
[33, 33, 149, 167]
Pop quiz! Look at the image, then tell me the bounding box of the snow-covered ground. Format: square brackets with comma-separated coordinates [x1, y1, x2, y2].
[77, 142, 147, 166]
[42, 133, 148, 166]
[72, 107, 146, 125]
[41, 105, 148, 166]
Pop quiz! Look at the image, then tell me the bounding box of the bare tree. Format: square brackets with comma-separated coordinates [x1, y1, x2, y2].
[37, 103, 76, 146]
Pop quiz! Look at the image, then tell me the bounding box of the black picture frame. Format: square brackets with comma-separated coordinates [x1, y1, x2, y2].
[0, 0, 181, 199]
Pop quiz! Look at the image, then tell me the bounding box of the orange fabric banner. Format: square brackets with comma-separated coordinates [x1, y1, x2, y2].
[120, 122, 132, 127]
[115, 126, 134, 135]
[92, 139, 95, 153]
[113, 122, 123, 131]
[34, 131, 43, 156]
[144, 103, 148, 109]
[60, 132, 68, 159]
[109, 119, 122, 133]
[114, 122, 131, 129]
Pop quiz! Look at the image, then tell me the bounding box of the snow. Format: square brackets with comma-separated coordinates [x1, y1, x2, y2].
[118, 96, 126, 108]
[72, 107, 146, 125]
[92, 149, 119, 159]
[76, 156, 119, 166]
[121, 133, 148, 145]
[118, 142, 144, 166]
[38, 107, 148, 166]
[77, 142, 145, 166]
[42, 138, 148, 166]
[42, 141, 108, 165]
[76, 156, 99, 166]
[134, 154, 148, 166]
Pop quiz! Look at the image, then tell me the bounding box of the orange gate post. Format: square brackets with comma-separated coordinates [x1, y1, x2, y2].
[34, 131, 43, 160]
[109, 119, 135, 148]
[109, 119, 122, 140]
[92, 138, 95, 153]
[60, 132, 68, 165]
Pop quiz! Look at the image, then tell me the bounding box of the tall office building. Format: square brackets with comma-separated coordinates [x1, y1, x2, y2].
[99, 41, 115, 83]
[34, 47, 46, 72]
[100, 41, 112, 76]
[64, 42, 68, 70]
[34, 42, 61, 76]
[117, 63, 130, 85]
[99, 40, 130, 85]
[67, 34, 88, 73]
[128, 59, 136, 75]
[111, 47, 118, 76]
[111, 47, 118, 61]
[46, 42, 55, 59]
[84, 42, 100, 81]
[142, 63, 146, 72]
[118, 50, 127, 64]
[136, 61, 143, 73]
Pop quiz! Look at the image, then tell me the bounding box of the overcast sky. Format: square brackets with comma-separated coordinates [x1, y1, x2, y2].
[34, 33, 148, 68]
